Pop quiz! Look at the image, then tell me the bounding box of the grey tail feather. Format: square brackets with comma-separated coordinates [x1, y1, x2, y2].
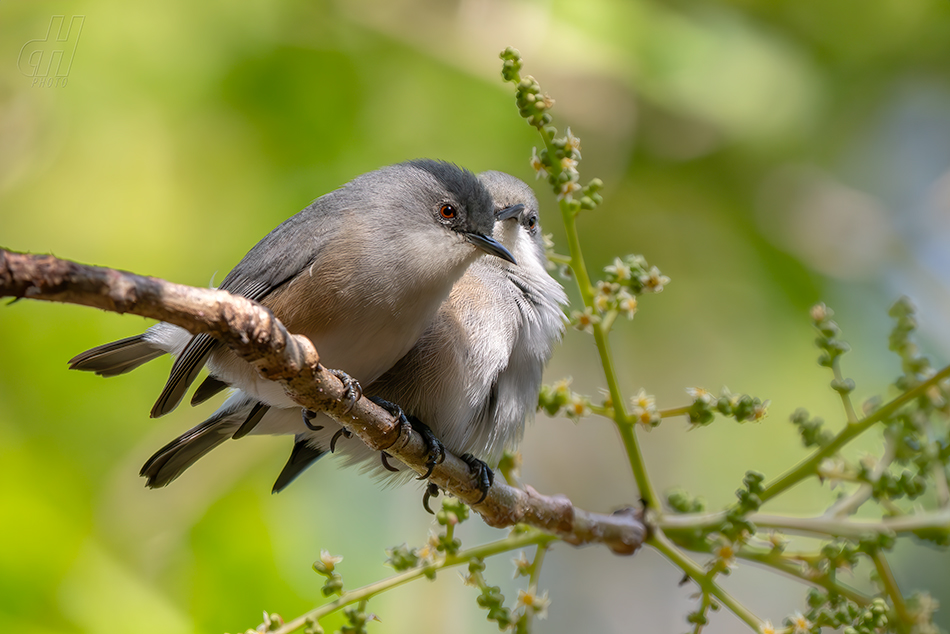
[272, 436, 326, 494]
[192, 375, 229, 406]
[232, 402, 270, 439]
[150, 333, 218, 418]
[68, 335, 166, 377]
[140, 405, 246, 488]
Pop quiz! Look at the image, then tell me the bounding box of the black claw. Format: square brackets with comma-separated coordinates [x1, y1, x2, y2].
[405, 416, 445, 480]
[328, 368, 362, 413]
[422, 482, 440, 514]
[461, 453, 494, 504]
[301, 409, 323, 431]
[329, 427, 352, 453]
[380, 452, 400, 472]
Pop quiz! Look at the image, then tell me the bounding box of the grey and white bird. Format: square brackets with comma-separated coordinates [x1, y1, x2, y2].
[132, 171, 566, 498]
[314, 170, 567, 489]
[69, 160, 517, 479]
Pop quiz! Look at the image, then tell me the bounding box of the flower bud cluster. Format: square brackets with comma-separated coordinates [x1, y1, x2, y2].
[687, 387, 770, 427]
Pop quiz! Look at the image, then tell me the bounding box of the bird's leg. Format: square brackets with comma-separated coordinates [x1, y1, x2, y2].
[366, 397, 445, 479]
[461, 454, 494, 504]
[366, 396, 410, 465]
[406, 416, 446, 480]
[326, 368, 362, 413]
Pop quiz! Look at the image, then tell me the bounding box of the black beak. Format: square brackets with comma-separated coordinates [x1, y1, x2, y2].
[465, 232, 517, 264]
[495, 203, 525, 221]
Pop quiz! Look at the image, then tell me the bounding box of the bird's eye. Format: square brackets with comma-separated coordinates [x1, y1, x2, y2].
[440, 204, 457, 219]
[526, 214, 538, 229]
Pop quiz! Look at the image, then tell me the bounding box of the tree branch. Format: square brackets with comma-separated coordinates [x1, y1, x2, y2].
[0, 248, 646, 555]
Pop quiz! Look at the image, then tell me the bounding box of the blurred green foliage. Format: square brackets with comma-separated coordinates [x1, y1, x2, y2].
[4, 1, 950, 633]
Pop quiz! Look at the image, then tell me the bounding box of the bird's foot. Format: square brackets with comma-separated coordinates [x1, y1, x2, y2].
[366, 397, 445, 479]
[461, 453, 494, 504]
[327, 368, 362, 413]
[407, 416, 445, 480]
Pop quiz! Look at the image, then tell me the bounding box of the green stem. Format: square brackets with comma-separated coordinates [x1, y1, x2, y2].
[757, 363, 950, 505]
[659, 405, 692, 419]
[529, 543, 548, 590]
[535, 123, 659, 508]
[601, 309, 618, 333]
[692, 594, 712, 634]
[737, 549, 870, 606]
[508, 55, 658, 509]
[589, 404, 612, 417]
[832, 358, 858, 424]
[869, 550, 911, 623]
[272, 530, 557, 634]
[660, 508, 950, 540]
[649, 530, 764, 631]
[920, 416, 950, 507]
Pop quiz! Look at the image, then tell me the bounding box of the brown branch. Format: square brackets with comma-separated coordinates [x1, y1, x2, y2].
[0, 248, 647, 555]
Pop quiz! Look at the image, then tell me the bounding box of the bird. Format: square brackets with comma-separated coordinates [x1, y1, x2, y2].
[132, 171, 566, 502]
[69, 160, 518, 481]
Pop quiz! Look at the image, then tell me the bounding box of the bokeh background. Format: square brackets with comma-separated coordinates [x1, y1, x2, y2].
[4, 1, 950, 632]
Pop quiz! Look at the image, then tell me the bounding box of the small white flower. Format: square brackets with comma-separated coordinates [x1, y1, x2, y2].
[416, 532, 441, 565]
[512, 552, 532, 578]
[604, 257, 632, 281]
[788, 611, 812, 633]
[561, 156, 578, 172]
[571, 308, 600, 333]
[617, 290, 638, 319]
[529, 147, 548, 179]
[517, 589, 551, 619]
[640, 266, 670, 293]
[631, 388, 655, 411]
[766, 531, 789, 552]
[686, 387, 715, 406]
[557, 178, 581, 201]
[630, 389, 660, 428]
[564, 127, 582, 159]
[710, 537, 738, 572]
[564, 392, 591, 422]
[320, 550, 343, 568]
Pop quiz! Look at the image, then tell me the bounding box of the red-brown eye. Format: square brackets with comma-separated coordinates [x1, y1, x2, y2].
[440, 204, 456, 219]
